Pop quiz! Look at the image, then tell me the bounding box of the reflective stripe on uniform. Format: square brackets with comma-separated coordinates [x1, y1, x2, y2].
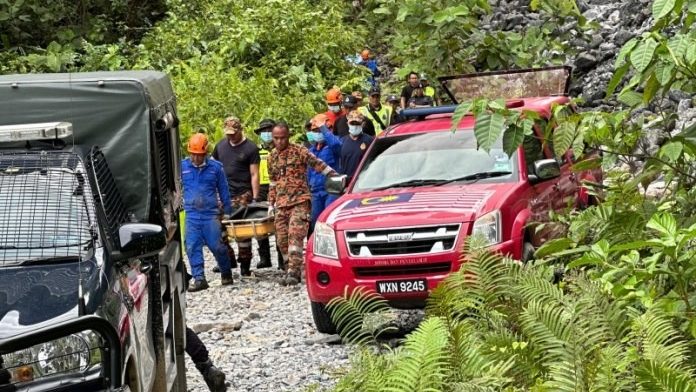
[359, 105, 392, 135]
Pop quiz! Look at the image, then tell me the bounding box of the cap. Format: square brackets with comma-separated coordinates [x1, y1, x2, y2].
[386, 94, 399, 103]
[342, 95, 358, 108]
[347, 110, 364, 125]
[419, 73, 428, 81]
[368, 86, 381, 96]
[254, 118, 276, 134]
[351, 91, 363, 101]
[224, 116, 242, 135]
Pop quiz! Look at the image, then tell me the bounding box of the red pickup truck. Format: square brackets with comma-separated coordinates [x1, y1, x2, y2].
[305, 67, 601, 333]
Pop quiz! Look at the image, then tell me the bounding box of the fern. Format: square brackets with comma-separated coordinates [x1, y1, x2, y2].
[327, 286, 397, 346]
[635, 361, 696, 392]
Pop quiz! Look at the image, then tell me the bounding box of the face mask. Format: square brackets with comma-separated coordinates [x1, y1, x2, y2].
[306, 132, 316, 144]
[260, 131, 272, 144]
[328, 105, 341, 113]
[313, 131, 325, 143]
[348, 125, 363, 136]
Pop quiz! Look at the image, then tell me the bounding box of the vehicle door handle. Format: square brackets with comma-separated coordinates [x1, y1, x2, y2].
[140, 260, 153, 273]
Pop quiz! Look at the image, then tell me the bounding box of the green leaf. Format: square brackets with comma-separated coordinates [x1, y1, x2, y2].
[552, 121, 576, 157]
[687, 40, 696, 65]
[647, 212, 677, 237]
[659, 141, 683, 162]
[473, 112, 506, 152]
[535, 237, 576, 258]
[606, 62, 630, 97]
[689, 0, 696, 12]
[487, 98, 506, 110]
[643, 74, 660, 105]
[502, 124, 525, 157]
[373, 7, 392, 15]
[653, 0, 677, 19]
[667, 35, 688, 60]
[615, 38, 639, 68]
[654, 62, 675, 85]
[630, 38, 658, 72]
[618, 90, 644, 107]
[571, 157, 601, 172]
[450, 101, 473, 132]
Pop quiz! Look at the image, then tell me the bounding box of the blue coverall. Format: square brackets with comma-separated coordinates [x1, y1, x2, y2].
[308, 125, 342, 232]
[181, 157, 233, 280]
[359, 59, 381, 87]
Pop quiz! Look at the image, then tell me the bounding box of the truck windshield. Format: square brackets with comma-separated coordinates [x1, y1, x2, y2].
[0, 154, 96, 266]
[352, 131, 518, 192]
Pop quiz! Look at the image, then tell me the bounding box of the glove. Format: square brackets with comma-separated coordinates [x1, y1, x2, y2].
[222, 214, 231, 221]
[267, 206, 275, 216]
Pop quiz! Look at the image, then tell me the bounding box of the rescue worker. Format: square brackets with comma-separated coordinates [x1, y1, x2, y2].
[386, 93, 405, 125]
[340, 110, 374, 181]
[400, 71, 421, 109]
[254, 118, 284, 270]
[323, 87, 344, 130]
[212, 116, 261, 277]
[187, 326, 226, 391]
[359, 86, 392, 136]
[352, 91, 365, 107]
[420, 73, 437, 104]
[408, 84, 434, 107]
[334, 94, 375, 137]
[267, 122, 338, 286]
[358, 49, 381, 87]
[307, 114, 343, 235]
[181, 132, 234, 292]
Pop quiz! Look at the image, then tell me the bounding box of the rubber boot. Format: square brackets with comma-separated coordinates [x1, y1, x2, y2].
[239, 259, 251, 277]
[195, 359, 227, 392]
[256, 237, 272, 269]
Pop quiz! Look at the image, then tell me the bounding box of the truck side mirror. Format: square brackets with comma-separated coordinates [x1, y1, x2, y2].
[529, 159, 561, 183]
[326, 174, 348, 195]
[117, 223, 166, 260]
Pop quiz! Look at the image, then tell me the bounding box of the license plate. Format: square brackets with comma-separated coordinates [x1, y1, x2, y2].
[376, 279, 427, 294]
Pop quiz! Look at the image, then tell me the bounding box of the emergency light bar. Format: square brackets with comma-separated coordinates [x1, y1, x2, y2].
[0, 122, 73, 142]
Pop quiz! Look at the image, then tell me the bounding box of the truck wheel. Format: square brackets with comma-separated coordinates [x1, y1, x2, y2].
[311, 301, 337, 334]
[522, 242, 535, 263]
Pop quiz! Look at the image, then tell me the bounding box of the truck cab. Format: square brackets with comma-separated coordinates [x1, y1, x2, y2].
[305, 67, 602, 333]
[0, 72, 187, 391]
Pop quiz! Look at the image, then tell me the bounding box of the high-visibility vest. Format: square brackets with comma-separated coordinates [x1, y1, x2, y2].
[259, 147, 270, 185]
[424, 86, 435, 100]
[359, 105, 392, 135]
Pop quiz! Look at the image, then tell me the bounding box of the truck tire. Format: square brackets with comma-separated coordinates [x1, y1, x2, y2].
[311, 301, 336, 334]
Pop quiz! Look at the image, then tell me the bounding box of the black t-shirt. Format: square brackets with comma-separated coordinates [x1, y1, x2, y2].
[409, 95, 434, 107]
[212, 138, 260, 196]
[340, 133, 374, 179]
[400, 84, 418, 101]
[335, 115, 375, 138]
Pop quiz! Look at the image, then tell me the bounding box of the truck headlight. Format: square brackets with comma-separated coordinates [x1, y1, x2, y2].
[2, 331, 101, 384]
[314, 222, 338, 259]
[472, 210, 502, 247]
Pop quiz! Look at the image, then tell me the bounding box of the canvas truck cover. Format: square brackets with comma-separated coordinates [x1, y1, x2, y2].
[0, 71, 177, 220]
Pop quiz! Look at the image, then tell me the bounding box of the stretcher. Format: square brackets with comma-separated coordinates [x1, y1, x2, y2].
[222, 202, 275, 242]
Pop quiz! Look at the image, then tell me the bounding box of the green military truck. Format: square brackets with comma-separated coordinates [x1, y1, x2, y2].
[0, 71, 188, 391]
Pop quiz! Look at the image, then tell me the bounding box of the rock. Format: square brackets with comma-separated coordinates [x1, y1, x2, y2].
[575, 52, 599, 73]
[668, 90, 691, 103]
[304, 334, 342, 345]
[246, 312, 262, 321]
[614, 29, 634, 46]
[217, 321, 243, 332]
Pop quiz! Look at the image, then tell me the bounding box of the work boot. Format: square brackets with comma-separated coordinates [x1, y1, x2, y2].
[195, 359, 227, 392]
[221, 273, 234, 286]
[256, 259, 272, 269]
[240, 259, 251, 277]
[188, 279, 209, 292]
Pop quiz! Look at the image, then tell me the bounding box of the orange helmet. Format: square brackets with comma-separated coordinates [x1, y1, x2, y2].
[360, 49, 370, 60]
[187, 133, 209, 154]
[325, 87, 342, 105]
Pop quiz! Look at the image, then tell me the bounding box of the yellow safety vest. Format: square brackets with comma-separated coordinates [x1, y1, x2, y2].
[424, 86, 435, 99]
[359, 105, 393, 136]
[259, 147, 270, 185]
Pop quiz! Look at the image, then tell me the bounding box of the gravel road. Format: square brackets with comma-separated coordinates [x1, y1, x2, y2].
[183, 241, 350, 392]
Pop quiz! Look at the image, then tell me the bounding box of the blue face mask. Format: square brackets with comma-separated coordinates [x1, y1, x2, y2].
[306, 132, 316, 144]
[260, 131, 272, 143]
[348, 125, 363, 136]
[313, 131, 325, 144]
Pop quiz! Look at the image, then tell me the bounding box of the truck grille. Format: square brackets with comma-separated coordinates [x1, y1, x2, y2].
[354, 262, 452, 277]
[345, 224, 460, 257]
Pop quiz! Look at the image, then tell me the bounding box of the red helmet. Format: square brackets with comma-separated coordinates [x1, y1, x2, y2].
[187, 133, 208, 154]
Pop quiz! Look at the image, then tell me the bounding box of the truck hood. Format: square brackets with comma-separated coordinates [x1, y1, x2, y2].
[0, 261, 99, 339]
[324, 183, 512, 231]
